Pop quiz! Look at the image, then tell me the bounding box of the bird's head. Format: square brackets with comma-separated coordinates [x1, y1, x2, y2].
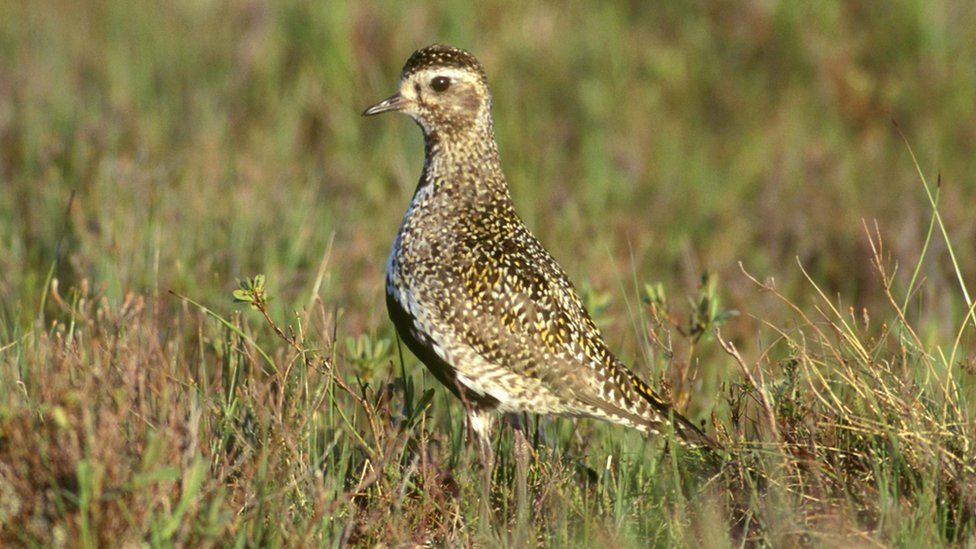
[363, 44, 492, 138]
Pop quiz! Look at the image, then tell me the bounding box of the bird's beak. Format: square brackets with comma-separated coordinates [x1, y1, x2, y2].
[363, 92, 408, 116]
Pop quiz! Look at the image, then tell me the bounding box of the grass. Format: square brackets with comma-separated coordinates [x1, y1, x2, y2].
[2, 0, 976, 545]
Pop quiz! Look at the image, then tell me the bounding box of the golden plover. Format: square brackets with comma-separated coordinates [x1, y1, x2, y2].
[364, 44, 719, 454]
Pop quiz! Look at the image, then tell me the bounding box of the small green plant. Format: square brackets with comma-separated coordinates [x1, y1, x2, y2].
[639, 273, 739, 418]
[687, 271, 739, 343]
[642, 281, 668, 310]
[344, 334, 393, 380]
[643, 272, 738, 342]
[232, 274, 268, 310]
[231, 274, 305, 370]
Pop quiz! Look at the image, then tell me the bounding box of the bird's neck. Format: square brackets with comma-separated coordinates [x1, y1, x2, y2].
[418, 117, 511, 202]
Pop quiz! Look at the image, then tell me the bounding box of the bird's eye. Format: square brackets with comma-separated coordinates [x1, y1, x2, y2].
[430, 76, 451, 92]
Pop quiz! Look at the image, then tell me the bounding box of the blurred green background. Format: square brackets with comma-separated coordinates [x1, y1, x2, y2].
[4, 1, 976, 544]
[2, 0, 975, 359]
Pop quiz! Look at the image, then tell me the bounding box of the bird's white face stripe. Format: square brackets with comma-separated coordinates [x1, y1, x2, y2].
[402, 67, 479, 98]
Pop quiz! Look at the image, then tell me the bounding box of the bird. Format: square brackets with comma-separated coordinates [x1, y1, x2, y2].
[363, 44, 721, 458]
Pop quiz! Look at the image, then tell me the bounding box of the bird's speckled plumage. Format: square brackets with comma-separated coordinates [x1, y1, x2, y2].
[365, 44, 719, 451]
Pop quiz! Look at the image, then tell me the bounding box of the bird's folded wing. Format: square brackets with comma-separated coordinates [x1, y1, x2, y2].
[445, 232, 656, 417]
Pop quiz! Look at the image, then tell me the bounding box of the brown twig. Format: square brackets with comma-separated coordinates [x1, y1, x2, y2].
[715, 327, 780, 444]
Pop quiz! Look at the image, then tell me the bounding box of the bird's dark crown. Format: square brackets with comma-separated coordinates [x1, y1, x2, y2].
[401, 44, 487, 83]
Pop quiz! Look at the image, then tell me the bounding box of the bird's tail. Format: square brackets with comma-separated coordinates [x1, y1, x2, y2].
[629, 374, 723, 452]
